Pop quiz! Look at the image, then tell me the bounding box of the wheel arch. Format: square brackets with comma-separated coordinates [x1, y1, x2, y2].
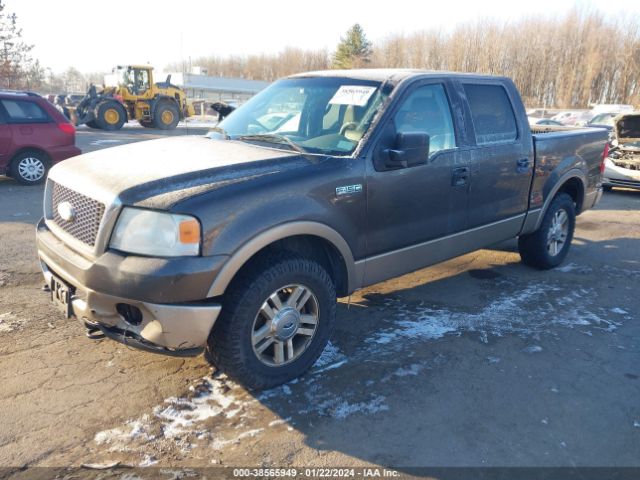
[207, 222, 356, 298]
[532, 169, 586, 232]
[10, 147, 51, 168]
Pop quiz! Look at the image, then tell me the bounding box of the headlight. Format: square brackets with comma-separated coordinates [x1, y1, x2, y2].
[110, 207, 201, 257]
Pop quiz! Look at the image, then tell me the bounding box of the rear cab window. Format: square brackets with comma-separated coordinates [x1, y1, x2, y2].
[1, 99, 51, 124]
[463, 84, 518, 145]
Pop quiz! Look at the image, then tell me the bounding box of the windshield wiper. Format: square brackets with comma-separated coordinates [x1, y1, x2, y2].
[236, 133, 306, 154]
[208, 126, 229, 139]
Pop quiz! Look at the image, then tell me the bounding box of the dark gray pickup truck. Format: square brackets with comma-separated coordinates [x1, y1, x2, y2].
[36, 69, 608, 388]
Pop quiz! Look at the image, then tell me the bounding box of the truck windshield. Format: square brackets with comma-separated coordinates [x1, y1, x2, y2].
[209, 77, 386, 155]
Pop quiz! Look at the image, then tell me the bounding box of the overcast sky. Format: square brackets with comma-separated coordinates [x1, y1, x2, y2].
[9, 0, 640, 73]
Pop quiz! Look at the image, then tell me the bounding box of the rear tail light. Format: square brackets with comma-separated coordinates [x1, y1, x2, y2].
[57, 122, 75, 135]
[600, 143, 609, 174]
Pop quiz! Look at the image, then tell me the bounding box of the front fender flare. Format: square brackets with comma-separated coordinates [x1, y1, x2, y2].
[206, 221, 356, 298]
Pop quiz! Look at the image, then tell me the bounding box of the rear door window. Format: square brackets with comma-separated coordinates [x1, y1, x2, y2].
[463, 84, 517, 145]
[1, 99, 50, 124]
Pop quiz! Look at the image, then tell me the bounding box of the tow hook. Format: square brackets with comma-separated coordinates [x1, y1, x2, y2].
[84, 320, 105, 340]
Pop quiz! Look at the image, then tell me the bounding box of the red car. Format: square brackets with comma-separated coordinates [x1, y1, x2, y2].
[0, 91, 81, 185]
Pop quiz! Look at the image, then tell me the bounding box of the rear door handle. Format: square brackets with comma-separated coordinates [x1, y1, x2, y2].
[451, 166, 470, 187]
[516, 158, 530, 172]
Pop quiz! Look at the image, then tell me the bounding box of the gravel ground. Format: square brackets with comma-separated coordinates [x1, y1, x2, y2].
[0, 126, 638, 474]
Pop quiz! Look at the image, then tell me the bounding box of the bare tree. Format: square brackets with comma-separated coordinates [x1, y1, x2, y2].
[0, 0, 41, 90]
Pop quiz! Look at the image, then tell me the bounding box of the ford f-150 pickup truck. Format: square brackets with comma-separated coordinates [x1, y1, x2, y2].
[36, 69, 608, 388]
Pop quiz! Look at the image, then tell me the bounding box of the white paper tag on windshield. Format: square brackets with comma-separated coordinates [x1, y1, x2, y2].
[329, 85, 376, 107]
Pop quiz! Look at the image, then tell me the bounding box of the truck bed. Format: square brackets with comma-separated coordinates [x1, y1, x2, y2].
[530, 125, 609, 212]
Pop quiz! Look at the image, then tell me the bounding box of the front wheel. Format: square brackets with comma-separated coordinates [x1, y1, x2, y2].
[153, 102, 180, 130]
[518, 192, 576, 269]
[207, 253, 336, 389]
[95, 101, 126, 130]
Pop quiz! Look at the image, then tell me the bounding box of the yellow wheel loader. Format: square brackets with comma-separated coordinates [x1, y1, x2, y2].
[73, 65, 195, 131]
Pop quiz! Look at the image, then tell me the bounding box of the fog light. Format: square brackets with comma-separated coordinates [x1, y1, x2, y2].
[116, 303, 143, 326]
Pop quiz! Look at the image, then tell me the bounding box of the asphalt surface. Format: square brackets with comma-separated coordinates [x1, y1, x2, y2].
[0, 125, 638, 473]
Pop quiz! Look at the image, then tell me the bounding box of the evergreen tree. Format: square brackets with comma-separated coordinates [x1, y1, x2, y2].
[332, 23, 373, 69]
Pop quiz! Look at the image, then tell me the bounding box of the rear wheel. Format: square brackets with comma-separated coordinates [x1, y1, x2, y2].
[85, 120, 100, 129]
[153, 101, 180, 130]
[95, 101, 126, 131]
[207, 252, 336, 390]
[10, 150, 49, 185]
[518, 193, 576, 269]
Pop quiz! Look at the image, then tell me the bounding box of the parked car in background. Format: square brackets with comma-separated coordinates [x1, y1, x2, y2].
[603, 111, 640, 191]
[587, 112, 617, 129]
[0, 91, 81, 185]
[551, 110, 586, 125]
[528, 116, 564, 126]
[590, 104, 633, 116]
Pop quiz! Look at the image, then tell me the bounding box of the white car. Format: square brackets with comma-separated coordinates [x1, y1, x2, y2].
[603, 112, 640, 191]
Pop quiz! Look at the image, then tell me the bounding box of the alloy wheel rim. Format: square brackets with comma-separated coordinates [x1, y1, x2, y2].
[546, 209, 569, 256]
[18, 157, 45, 181]
[251, 284, 319, 366]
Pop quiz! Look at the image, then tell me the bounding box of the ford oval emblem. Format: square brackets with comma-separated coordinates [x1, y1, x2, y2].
[57, 201, 76, 222]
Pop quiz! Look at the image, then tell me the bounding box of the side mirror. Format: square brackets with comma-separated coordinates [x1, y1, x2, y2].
[384, 132, 430, 169]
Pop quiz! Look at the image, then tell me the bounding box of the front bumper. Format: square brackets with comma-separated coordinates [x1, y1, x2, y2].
[37, 218, 223, 354]
[603, 159, 640, 190]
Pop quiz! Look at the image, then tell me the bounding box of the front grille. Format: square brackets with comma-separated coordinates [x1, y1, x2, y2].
[51, 182, 105, 247]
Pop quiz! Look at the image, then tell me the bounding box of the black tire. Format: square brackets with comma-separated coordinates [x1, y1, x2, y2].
[85, 120, 100, 129]
[10, 150, 49, 185]
[518, 193, 576, 269]
[207, 252, 336, 390]
[95, 101, 126, 131]
[153, 101, 180, 130]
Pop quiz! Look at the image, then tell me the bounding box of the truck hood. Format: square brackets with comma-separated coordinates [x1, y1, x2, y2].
[48, 135, 307, 208]
[614, 112, 640, 150]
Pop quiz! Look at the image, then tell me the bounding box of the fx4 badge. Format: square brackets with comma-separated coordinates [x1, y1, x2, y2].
[336, 184, 363, 197]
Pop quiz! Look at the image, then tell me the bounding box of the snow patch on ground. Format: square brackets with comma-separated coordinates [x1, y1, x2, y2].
[154, 377, 246, 439]
[556, 263, 592, 273]
[94, 418, 153, 451]
[524, 345, 543, 353]
[211, 428, 264, 450]
[301, 393, 389, 419]
[365, 282, 618, 351]
[393, 364, 424, 377]
[312, 342, 347, 370]
[93, 375, 257, 454]
[0, 312, 26, 333]
[90, 139, 123, 146]
[610, 307, 628, 315]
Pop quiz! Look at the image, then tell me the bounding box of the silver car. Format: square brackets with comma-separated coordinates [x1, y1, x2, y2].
[603, 112, 640, 191]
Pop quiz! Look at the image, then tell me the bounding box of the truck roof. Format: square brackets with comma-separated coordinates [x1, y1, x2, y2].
[288, 68, 510, 83]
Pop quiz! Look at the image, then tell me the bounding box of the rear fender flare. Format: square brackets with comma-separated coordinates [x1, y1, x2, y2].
[528, 169, 586, 233]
